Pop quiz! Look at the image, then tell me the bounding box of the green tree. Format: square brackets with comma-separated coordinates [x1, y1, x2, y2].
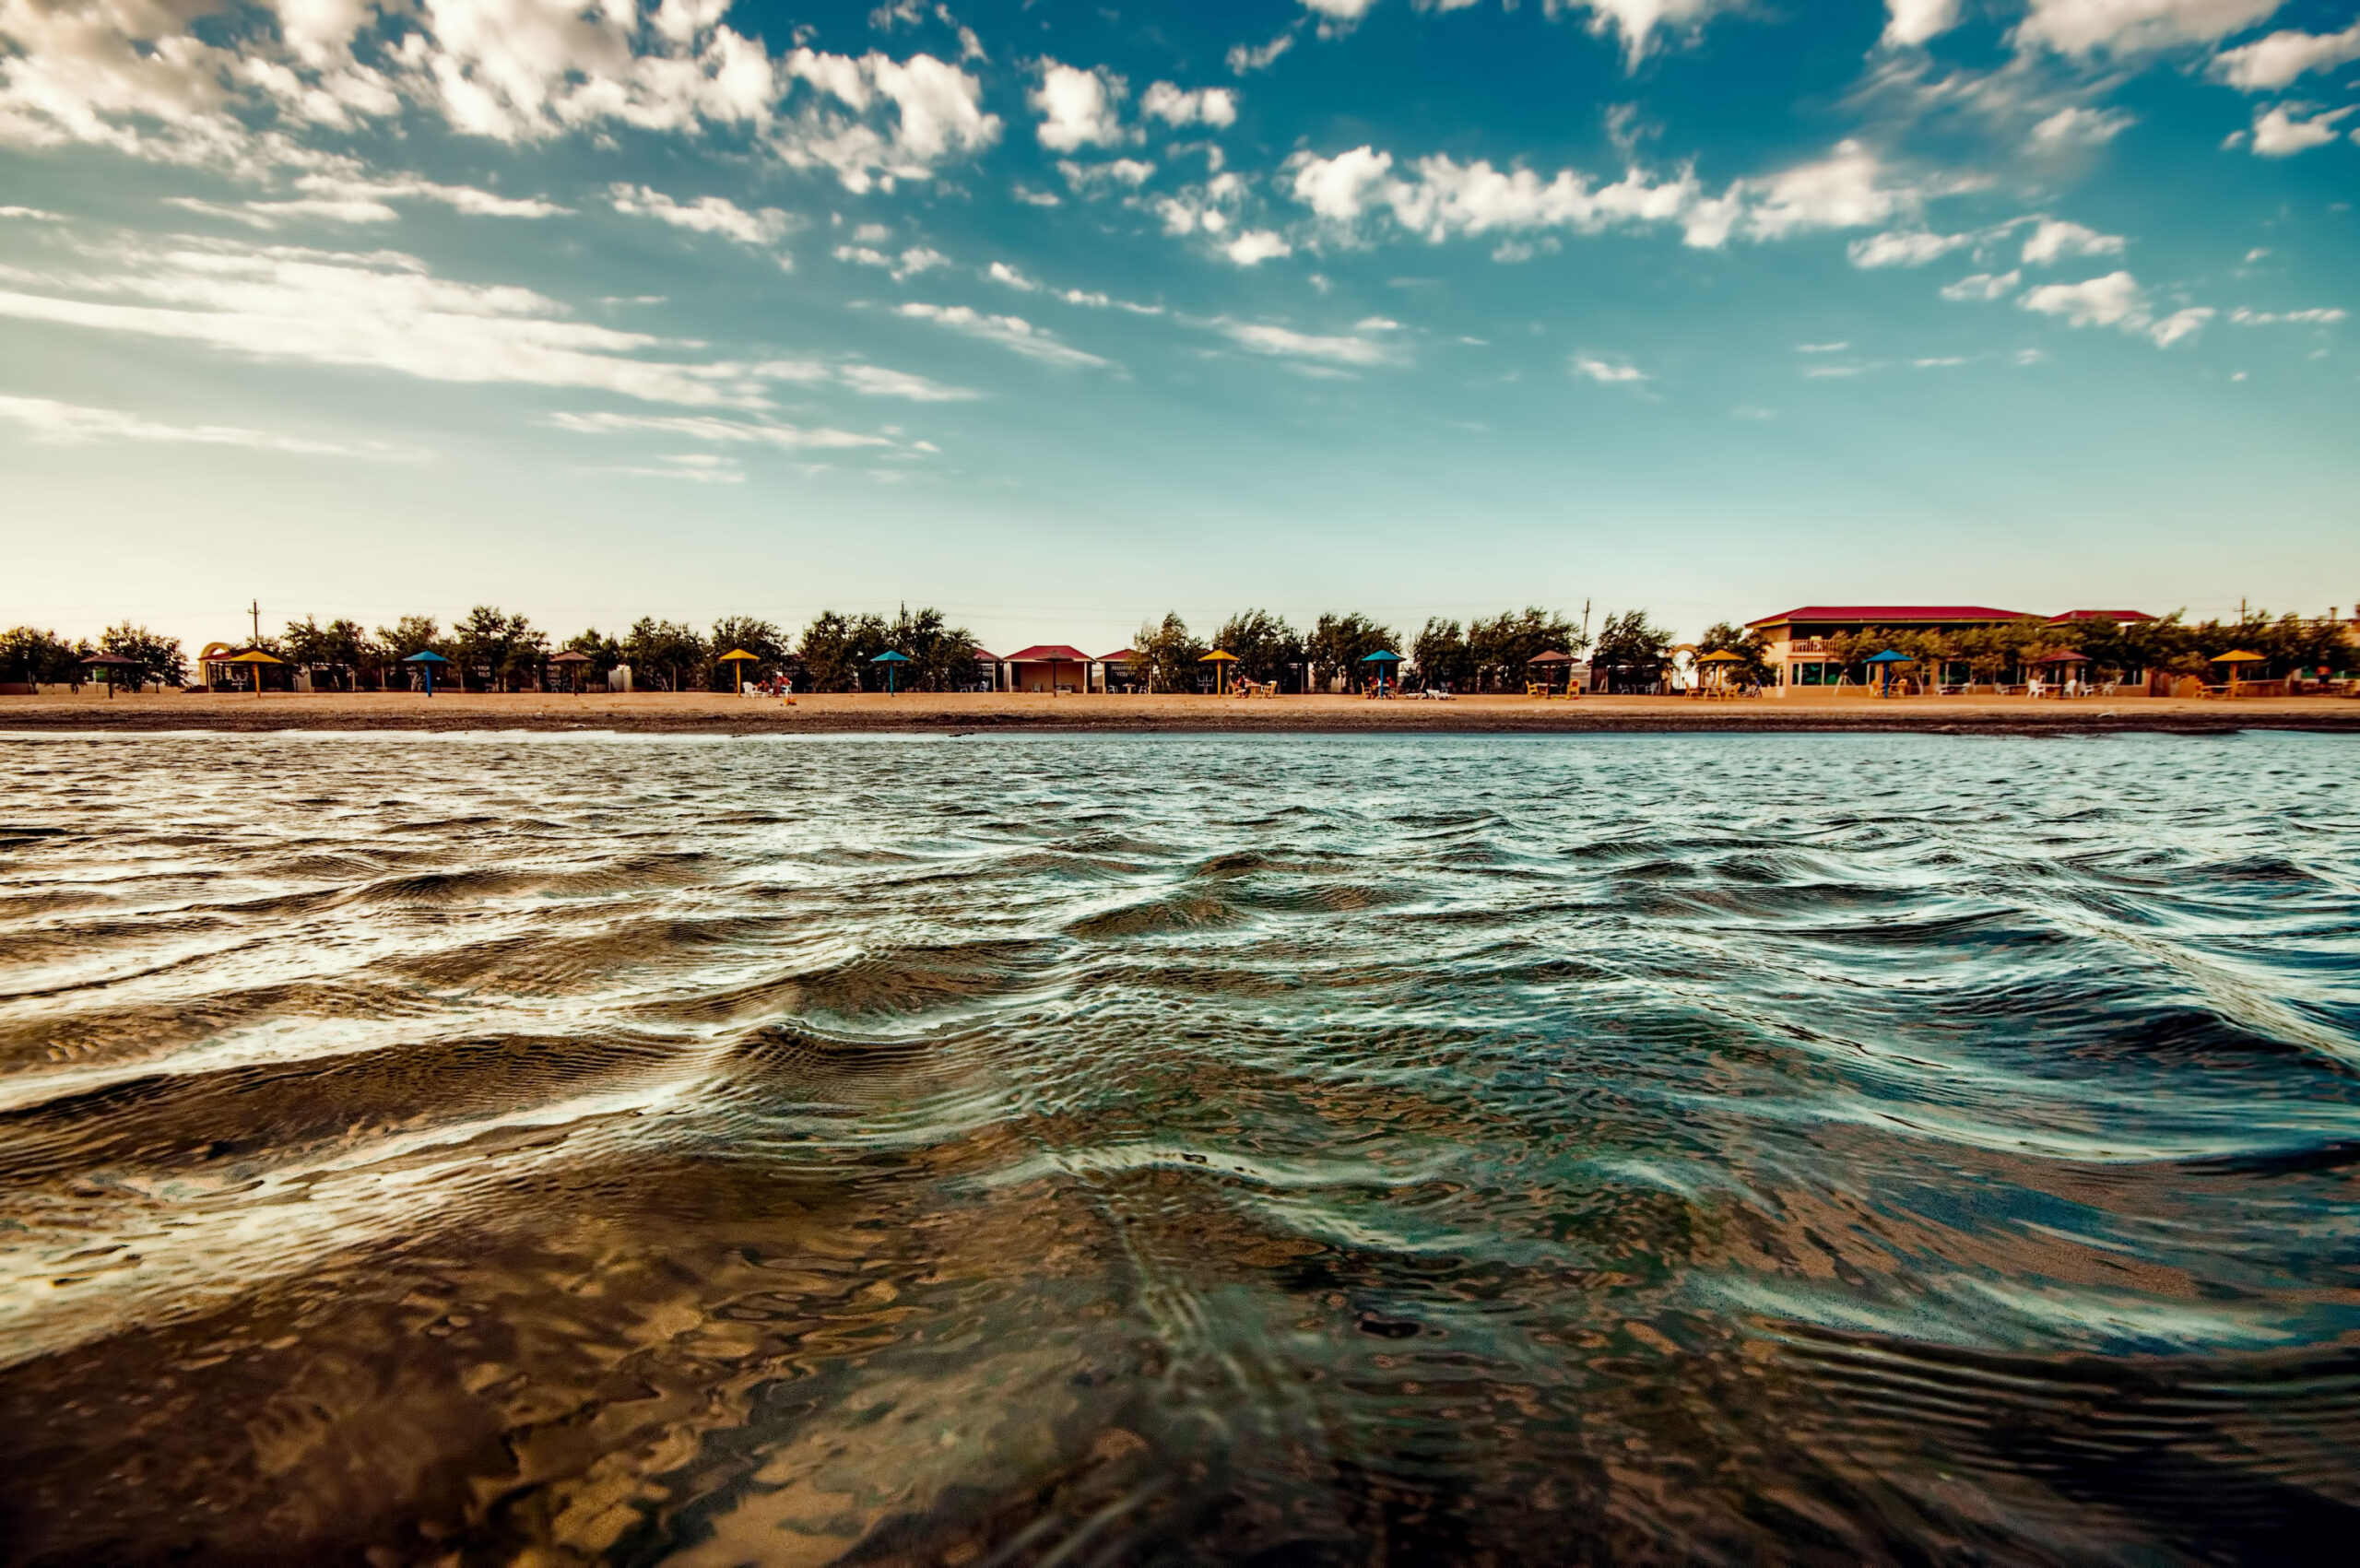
[1212, 608, 1301, 686]
[1468, 607, 1583, 691]
[708, 615, 788, 689]
[1130, 611, 1206, 693]
[1304, 611, 1398, 691]
[3, 627, 84, 688]
[99, 622, 185, 690]
[796, 611, 859, 692]
[1590, 609, 1672, 692]
[624, 618, 706, 691]
[1410, 618, 1470, 691]
[886, 605, 979, 691]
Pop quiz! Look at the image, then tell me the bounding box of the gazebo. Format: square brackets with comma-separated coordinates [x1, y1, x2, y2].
[549, 649, 593, 694]
[401, 648, 450, 697]
[79, 651, 138, 698]
[1527, 649, 1576, 696]
[2214, 649, 2267, 698]
[1693, 648, 1747, 695]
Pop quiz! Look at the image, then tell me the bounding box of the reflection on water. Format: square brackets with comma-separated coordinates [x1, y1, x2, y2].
[2, 731, 2357, 1563]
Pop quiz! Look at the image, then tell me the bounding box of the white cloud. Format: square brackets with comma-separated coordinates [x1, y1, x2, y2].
[610, 183, 791, 251]
[2229, 305, 2346, 324]
[773, 50, 1001, 192]
[986, 260, 1039, 291]
[1548, 0, 1749, 66]
[1300, 0, 1380, 32]
[1797, 340, 1851, 351]
[1848, 228, 1974, 266]
[2019, 269, 2212, 346]
[835, 361, 978, 397]
[600, 453, 745, 482]
[2212, 23, 2360, 89]
[1882, 0, 1963, 48]
[549, 409, 891, 448]
[894, 301, 1112, 368]
[300, 172, 570, 218]
[1572, 354, 1648, 383]
[832, 242, 950, 279]
[1057, 157, 1156, 193]
[1228, 29, 1297, 74]
[1, 206, 65, 220]
[2016, 0, 2284, 56]
[1142, 82, 1237, 129]
[1942, 269, 2021, 300]
[0, 392, 415, 455]
[1285, 138, 1937, 253]
[1031, 60, 1131, 152]
[164, 195, 399, 228]
[2022, 217, 2125, 265]
[2248, 102, 2355, 155]
[2029, 106, 2135, 147]
[1218, 318, 1398, 366]
[1222, 230, 1292, 265]
[0, 236, 783, 406]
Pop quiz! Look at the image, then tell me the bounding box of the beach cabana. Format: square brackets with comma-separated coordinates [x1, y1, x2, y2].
[1097, 649, 1136, 694]
[401, 648, 450, 697]
[1359, 649, 1403, 697]
[717, 647, 760, 693]
[869, 649, 912, 693]
[549, 649, 592, 693]
[79, 651, 137, 698]
[2213, 649, 2266, 698]
[1004, 644, 1091, 694]
[1198, 648, 1240, 695]
[1862, 649, 1913, 696]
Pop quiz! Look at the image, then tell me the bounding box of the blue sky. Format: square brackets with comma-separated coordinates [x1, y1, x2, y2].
[2, 0, 2354, 654]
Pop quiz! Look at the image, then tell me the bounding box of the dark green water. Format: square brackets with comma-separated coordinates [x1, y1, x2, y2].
[2, 732, 2356, 1563]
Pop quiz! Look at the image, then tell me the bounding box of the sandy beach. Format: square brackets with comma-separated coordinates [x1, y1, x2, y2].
[6, 688, 2357, 735]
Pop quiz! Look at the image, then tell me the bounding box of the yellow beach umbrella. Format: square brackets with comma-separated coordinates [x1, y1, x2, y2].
[717, 647, 760, 693]
[221, 648, 282, 697]
[1694, 648, 1746, 693]
[2215, 649, 2266, 699]
[1198, 648, 1240, 694]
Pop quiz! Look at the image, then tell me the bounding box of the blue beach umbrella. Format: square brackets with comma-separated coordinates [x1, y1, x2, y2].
[870, 649, 912, 694]
[402, 648, 451, 697]
[1863, 648, 1912, 694]
[1359, 648, 1403, 695]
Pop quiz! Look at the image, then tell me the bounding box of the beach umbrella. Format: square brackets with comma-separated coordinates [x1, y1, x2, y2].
[870, 649, 912, 694]
[1694, 648, 1746, 693]
[549, 649, 592, 694]
[2215, 648, 2266, 699]
[1862, 648, 1912, 696]
[717, 647, 760, 694]
[79, 651, 137, 699]
[1359, 648, 1403, 696]
[221, 648, 283, 697]
[1198, 648, 1240, 694]
[401, 648, 450, 697]
[1528, 648, 1576, 695]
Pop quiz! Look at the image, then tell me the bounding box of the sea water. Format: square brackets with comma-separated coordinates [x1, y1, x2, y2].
[2, 731, 2355, 1562]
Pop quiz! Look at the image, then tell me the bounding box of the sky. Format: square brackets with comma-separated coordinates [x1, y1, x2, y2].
[2, 0, 2355, 656]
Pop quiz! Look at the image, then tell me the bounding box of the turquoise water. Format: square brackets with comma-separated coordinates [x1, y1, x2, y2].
[2, 732, 2357, 1562]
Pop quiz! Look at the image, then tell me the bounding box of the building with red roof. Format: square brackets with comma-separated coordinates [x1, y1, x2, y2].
[1003, 644, 1093, 694]
[2047, 610, 2156, 624]
[1743, 605, 2159, 694]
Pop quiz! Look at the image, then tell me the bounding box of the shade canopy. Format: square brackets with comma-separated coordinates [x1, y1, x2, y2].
[2214, 649, 2267, 663]
[1694, 650, 1747, 664]
[718, 648, 760, 662]
[549, 650, 592, 664]
[401, 650, 449, 665]
[870, 650, 912, 663]
[1198, 649, 1239, 663]
[1527, 650, 1576, 665]
[1863, 650, 1914, 664]
[79, 653, 138, 666]
[1359, 650, 1403, 662]
[2036, 650, 2090, 664]
[223, 649, 285, 665]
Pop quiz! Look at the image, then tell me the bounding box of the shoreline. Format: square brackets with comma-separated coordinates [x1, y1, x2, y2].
[6, 691, 2359, 737]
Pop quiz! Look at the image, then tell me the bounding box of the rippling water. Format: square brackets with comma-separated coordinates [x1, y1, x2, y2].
[3, 731, 2357, 1564]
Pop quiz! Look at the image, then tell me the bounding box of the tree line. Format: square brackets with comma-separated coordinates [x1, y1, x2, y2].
[6, 603, 2345, 694]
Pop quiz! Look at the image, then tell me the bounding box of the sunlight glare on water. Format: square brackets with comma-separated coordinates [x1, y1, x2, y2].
[2, 731, 2357, 1563]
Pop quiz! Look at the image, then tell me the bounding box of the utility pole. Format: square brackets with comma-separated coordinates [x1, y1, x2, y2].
[249, 599, 260, 645]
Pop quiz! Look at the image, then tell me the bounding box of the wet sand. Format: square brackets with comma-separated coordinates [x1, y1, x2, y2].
[5, 689, 2357, 735]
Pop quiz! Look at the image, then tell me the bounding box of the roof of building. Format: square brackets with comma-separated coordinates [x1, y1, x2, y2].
[2047, 609, 2156, 623]
[1746, 605, 2033, 628]
[1098, 648, 1136, 661]
[1003, 643, 1092, 662]
[971, 648, 999, 661]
